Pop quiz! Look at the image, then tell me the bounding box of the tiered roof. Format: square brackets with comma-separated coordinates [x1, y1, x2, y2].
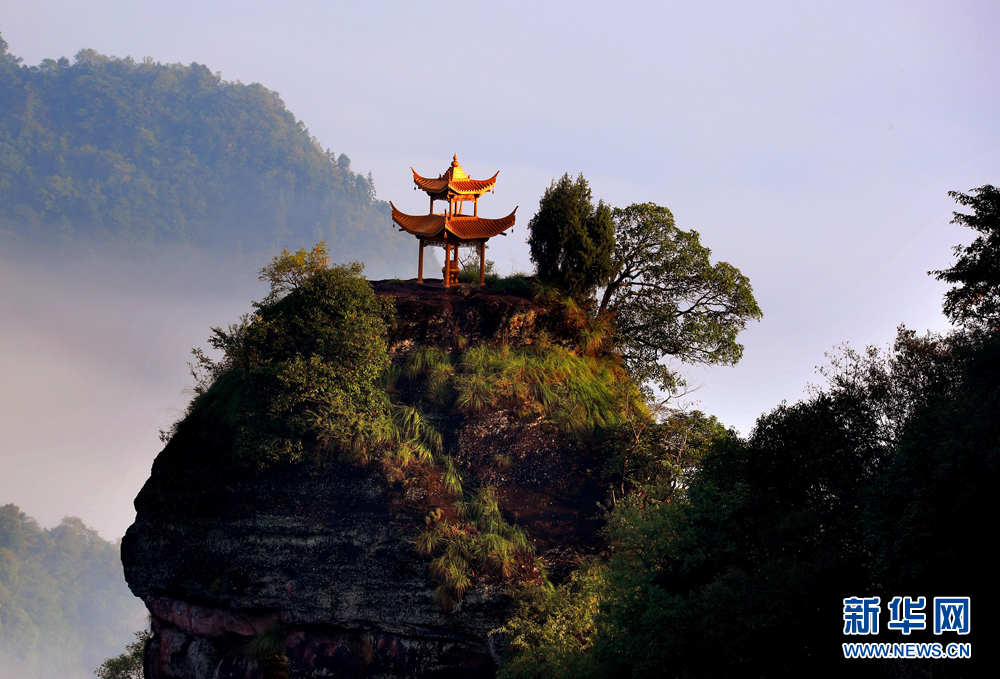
[392, 154, 515, 243]
[411, 155, 499, 197]
[390, 204, 517, 241]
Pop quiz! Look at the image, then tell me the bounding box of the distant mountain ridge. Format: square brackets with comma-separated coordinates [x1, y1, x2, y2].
[0, 33, 410, 270]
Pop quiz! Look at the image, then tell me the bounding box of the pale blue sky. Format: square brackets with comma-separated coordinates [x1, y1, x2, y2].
[1, 1, 997, 537]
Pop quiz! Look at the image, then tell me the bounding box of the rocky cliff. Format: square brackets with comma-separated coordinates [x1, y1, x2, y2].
[122, 281, 611, 679]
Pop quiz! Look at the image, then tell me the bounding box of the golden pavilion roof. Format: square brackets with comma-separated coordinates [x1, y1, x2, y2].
[412, 154, 499, 196]
[390, 202, 517, 241]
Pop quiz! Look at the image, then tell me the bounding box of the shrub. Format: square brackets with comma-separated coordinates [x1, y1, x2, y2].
[172, 255, 396, 469]
[492, 274, 534, 296]
[95, 631, 150, 679]
[499, 563, 606, 679]
[459, 257, 499, 284]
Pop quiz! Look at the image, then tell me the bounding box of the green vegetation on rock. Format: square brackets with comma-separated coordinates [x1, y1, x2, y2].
[386, 320, 646, 603]
[417, 488, 533, 609]
[410, 342, 640, 438]
[168, 243, 660, 610]
[526, 177, 761, 395]
[171, 244, 396, 469]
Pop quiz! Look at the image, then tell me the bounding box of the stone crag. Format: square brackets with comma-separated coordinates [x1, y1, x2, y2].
[123, 281, 606, 679]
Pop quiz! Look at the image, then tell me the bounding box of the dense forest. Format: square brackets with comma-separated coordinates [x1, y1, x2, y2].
[499, 325, 995, 678]
[0, 505, 145, 678]
[0, 33, 411, 273]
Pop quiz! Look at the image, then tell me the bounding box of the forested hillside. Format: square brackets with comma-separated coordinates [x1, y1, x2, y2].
[0, 33, 410, 270]
[0, 504, 145, 678]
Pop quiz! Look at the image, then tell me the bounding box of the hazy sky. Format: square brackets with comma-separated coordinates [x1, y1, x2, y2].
[1, 1, 997, 538]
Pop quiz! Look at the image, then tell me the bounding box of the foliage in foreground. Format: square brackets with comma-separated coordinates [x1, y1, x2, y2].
[501, 324, 997, 679]
[95, 630, 149, 679]
[500, 562, 605, 679]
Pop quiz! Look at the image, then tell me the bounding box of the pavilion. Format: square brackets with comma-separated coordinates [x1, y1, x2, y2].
[390, 155, 516, 286]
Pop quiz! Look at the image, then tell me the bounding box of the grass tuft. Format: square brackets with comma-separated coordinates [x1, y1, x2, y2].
[417, 486, 533, 608]
[445, 344, 641, 439]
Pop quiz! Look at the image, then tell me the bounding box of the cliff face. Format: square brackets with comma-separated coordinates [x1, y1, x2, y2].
[122, 282, 607, 679]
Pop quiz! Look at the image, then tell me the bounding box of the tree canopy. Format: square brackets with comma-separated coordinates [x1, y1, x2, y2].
[526, 176, 761, 393]
[598, 202, 762, 392]
[501, 320, 996, 679]
[95, 631, 149, 679]
[527, 174, 615, 300]
[933, 184, 1000, 328]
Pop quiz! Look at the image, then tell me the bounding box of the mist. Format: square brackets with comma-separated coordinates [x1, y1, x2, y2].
[0, 233, 411, 541]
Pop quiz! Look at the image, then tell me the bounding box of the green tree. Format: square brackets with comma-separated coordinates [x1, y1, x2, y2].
[501, 224, 1000, 679]
[95, 631, 149, 679]
[0, 32, 17, 65]
[865, 330, 998, 622]
[599, 410, 728, 506]
[257, 241, 331, 303]
[500, 563, 606, 679]
[932, 184, 1000, 328]
[503, 322, 996, 678]
[527, 174, 614, 300]
[597, 202, 762, 392]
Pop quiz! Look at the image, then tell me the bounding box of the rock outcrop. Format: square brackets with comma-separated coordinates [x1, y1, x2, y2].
[123, 282, 606, 679]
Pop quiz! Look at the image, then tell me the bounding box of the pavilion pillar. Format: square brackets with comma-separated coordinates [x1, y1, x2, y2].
[443, 242, 451, 288]
[392, 156, 513, 292]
